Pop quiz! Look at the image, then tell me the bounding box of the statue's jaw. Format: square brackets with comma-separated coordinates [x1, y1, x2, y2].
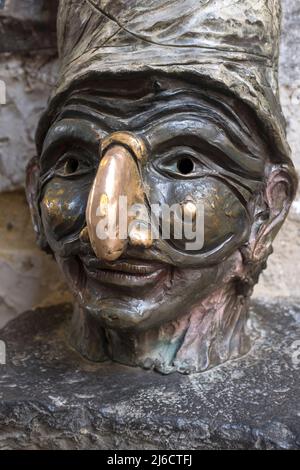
[69, 276, 253, 375]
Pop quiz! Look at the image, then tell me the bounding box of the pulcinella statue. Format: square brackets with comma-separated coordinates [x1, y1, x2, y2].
[26, 0, 297, 374]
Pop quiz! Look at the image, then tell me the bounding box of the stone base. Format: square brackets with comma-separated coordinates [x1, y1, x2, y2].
[0, 300, 299, 450]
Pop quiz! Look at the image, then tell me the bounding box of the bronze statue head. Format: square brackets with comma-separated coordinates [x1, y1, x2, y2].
[26, 0, 297, 373]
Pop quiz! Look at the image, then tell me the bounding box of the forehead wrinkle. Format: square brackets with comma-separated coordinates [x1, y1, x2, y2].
[53, 85, 268, 162]
[69, 84, 259, 134]
[133, 108, 264, 161]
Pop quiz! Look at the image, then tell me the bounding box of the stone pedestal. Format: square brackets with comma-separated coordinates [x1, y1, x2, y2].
[0, 300, 299, 450]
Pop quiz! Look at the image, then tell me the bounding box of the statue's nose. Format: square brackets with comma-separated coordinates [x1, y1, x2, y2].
[86, 132, 152, 261]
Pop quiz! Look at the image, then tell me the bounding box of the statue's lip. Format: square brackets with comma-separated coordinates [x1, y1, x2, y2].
[81, 255, 167, 275]
[80, 255, 168, 287]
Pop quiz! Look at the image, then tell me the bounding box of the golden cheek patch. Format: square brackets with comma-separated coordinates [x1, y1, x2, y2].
[41, 181, 86, 240]
[41, 190, 66, 225]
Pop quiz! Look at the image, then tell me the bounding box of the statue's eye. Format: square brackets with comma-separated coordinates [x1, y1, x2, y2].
[176, 156, 194, 175]
[63, 157, 79, 175]
[153, 148, 207, 179]
[54, 152, 92, 178]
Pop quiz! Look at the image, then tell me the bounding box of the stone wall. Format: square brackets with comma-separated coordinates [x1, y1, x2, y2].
[0, 1, 68, 327]
[0, 191, 71, 327]
[279, 0, 300, 172]
[0, 0, 299, 327]
[0, 53, 58, 192]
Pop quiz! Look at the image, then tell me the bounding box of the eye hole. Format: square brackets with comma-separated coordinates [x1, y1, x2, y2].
[177, 157, 194, 175]
[63, 157, 79, 175]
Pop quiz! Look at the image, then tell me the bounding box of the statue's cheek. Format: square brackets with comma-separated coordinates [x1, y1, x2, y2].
[146, 173, 250, 255]
[194, 179, 250, 252]
[40, 177, 91, 244]
[175, 184, 249, 253]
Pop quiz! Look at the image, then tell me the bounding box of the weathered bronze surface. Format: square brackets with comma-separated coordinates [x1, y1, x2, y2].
[26, 0, 297, 374]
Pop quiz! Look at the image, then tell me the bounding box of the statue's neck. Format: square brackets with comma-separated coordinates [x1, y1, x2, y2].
[70, 282, 251, 374]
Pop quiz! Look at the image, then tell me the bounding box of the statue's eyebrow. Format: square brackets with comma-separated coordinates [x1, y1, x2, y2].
[40, 118, 103, 164]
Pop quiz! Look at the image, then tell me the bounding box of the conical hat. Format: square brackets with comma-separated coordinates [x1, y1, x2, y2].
[37, 0, 291, 164]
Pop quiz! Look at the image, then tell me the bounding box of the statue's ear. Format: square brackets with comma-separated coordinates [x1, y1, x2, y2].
[250, 165, 297, 263]
[26, 156, 50, 252]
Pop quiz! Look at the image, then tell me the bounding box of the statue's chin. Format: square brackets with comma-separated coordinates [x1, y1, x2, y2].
[78, 294, 182, 332]
[87, 301, 152, 331]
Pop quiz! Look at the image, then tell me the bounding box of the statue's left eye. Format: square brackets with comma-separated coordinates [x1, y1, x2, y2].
[153, 148, 205, 179]
[176, 156, 194, 175]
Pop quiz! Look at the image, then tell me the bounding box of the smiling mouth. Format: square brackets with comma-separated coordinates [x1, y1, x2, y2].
[81, 256, 168, 287]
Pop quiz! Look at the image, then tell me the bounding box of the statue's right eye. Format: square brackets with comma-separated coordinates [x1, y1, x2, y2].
[62, 157, 79, 175]
[54, 152, 93, 178]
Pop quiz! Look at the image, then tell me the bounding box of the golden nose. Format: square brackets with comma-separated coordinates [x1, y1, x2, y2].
[86, 133, 152, 261]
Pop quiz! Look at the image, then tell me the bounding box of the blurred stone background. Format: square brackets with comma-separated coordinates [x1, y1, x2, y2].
[0, 0, 299, 327]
